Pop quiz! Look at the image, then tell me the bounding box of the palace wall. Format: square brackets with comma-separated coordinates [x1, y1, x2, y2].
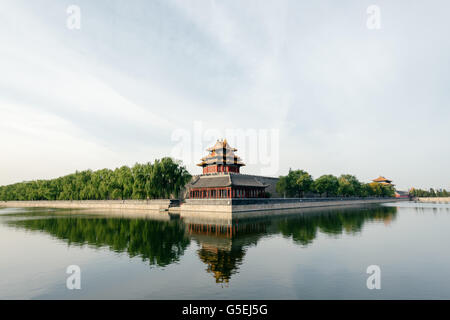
[415, 197, 450, 203]
[179, 197, 409, 219]
[0, 199, 179, 211]
[244, 174, 280, 197]
[181, 174, 280, 199]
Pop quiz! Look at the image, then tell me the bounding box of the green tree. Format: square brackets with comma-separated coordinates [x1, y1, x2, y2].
[295, 170, 314, 197]
[337, 174, 362, 197]
[276, 169, 313, 198]
[429, 188, 436, 197]
[360, 183, 373, 197]
[313, 175, 339, 197]
[368, 182, 382, 196]
[381, 184, 395, 197]
[276, 176, 289, 198]
[0, 158, 191, 201]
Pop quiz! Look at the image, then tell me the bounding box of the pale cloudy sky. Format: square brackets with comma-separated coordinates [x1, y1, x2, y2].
[0, 0, 449, 190]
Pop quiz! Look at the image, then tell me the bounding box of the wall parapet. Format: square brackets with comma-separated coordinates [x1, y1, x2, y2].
[183, 196, 397, 206]
[179, 197, 408, 219]
[415, 197, 450, 203]
[0, 199, 178, 211]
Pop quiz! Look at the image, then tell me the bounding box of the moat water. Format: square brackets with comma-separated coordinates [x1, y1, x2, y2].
[1, 202, 450, 299]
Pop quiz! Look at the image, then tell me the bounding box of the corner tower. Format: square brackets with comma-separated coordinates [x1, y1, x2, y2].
[197, 139, 245, 174]
[188, 139, 268, 199]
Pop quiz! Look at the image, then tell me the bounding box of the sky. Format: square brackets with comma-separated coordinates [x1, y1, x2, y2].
[0, 0, 449, 190]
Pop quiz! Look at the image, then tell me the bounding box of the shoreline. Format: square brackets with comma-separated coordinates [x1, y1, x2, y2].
[0, 199, 178, 211]
[415, 197, 450, 203]
[0, 198, 408, 218]
[178, 197, 407, 219]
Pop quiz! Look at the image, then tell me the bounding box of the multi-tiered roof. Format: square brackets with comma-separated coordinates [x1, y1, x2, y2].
[372, 176, 394, 186]
[197, 139, 245, 168]
[187, 139, 268, 199]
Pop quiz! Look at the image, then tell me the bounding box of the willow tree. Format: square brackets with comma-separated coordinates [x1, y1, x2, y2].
[313, 174, 339, 197]
[276, 169, 314, 198]
[0, 158, 191, 201]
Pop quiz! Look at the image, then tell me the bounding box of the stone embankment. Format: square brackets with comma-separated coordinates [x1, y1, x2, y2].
[415, 197, 450, 203]
[179, 197, 409, 219]
[0, 199, 179, 211]
[0, 197, 410, 220]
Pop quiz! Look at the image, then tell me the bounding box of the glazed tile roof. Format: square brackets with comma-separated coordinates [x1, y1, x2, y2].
[229, 174, 267, 187]
[372, 176, 392, 183]
[206, 139, 237, 152]
[197, 139, 245, 167]
[189, 175, 231, 188]
[189, 174, 267, 188]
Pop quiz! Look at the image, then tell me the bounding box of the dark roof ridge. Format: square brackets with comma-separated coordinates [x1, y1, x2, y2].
[229, 174, 268, 187]
[227, 172, 279, 179]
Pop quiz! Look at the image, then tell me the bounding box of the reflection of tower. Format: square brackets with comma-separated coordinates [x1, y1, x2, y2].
[368, 209, 396, 226]
[185, 219, 269, 284]
[197, 244, 245, 284]
[182, 206, 399, 283]
[383, 215, 393, 226]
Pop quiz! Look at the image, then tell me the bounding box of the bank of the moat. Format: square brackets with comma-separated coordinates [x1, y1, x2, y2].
[0, 197, 408, 220]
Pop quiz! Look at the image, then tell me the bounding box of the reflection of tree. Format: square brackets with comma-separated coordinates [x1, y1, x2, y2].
[277, 206, 397, 245]
[6, 205, 398, 284]
[279, 217, 318, 245]
[189, 206, 397, 283]
[197, 244, 246, 284]
[187, 222, 268, 284]
[8, 217, 190, 267]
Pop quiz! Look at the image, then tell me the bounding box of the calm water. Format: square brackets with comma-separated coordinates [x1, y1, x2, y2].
[1, 202, 450, 299]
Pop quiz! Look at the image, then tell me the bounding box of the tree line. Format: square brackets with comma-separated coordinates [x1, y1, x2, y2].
[10, 216, 190, 267]
[276, 169, 396, 198]
[7, 205, 396, 279]
[0, 157, 191, 201]
[409, 188, 449, 198]
[277, 206, 397, 245]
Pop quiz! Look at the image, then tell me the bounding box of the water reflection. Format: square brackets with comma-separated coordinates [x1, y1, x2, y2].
[4, 205, 396, 283]
[278, 206, 396, 245]
[187, 221, 268, 284]
[6, 214, 189, 267]
[186, 206, 396, 282]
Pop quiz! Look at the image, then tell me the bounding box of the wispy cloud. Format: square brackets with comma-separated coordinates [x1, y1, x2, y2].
[0, 0, 449, 189]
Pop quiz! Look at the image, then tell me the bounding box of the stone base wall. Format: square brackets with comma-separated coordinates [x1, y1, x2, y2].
[416, 197, 450, 203]
[179, 197, 408, 219]
[0, 200, 177, 211]
[231, 198, 398, 213]
[1, 198, 410, 219]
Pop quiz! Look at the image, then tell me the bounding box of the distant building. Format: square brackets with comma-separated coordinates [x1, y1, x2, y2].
[188, 139, 269, 199]
[372, 176, 395, 187]
[372, 176, 409, 198]
[394, 190, 410, 198]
